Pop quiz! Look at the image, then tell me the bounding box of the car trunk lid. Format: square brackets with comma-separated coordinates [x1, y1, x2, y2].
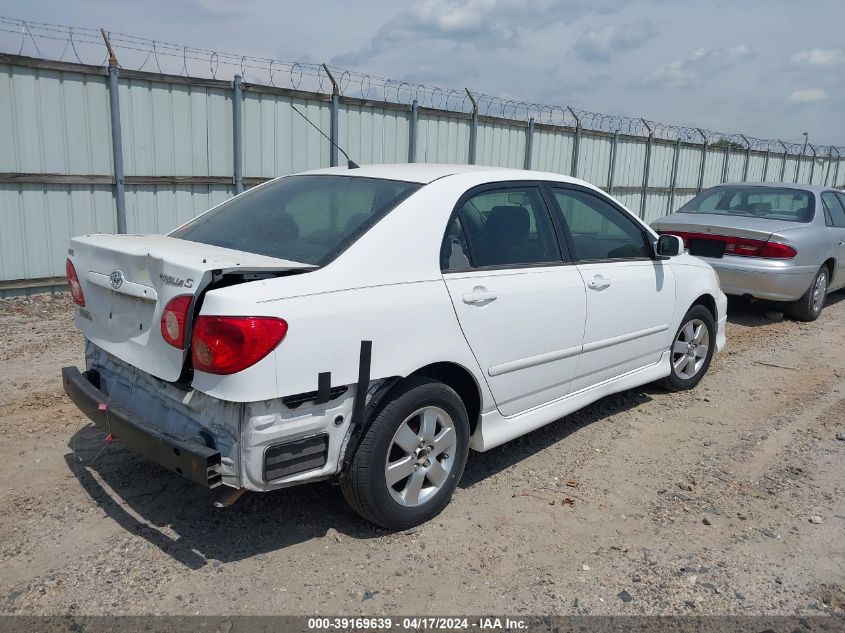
[69, 234, 313, 382]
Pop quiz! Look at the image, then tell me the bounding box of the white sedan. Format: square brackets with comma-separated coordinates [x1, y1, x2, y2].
[62, 164, 727, 529]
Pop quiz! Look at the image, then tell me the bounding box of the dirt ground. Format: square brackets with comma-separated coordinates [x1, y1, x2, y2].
[0, 292, 843, 616]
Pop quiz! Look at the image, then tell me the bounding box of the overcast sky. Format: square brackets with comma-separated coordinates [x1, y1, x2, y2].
[3, 0, 843, 145]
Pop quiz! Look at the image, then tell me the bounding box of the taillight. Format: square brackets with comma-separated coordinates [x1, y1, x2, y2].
[658, 231, 796, 259]
[759, 241, 797, 259]
[66, 259, 85, 306]
[160, 295, 193, 348]
[191, 316, 288, 375]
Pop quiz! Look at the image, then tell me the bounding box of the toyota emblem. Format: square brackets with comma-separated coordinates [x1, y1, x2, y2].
[110, 269, 125, 290]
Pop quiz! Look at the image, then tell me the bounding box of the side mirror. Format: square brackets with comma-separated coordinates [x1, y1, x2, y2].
[656, 234, 684, 257]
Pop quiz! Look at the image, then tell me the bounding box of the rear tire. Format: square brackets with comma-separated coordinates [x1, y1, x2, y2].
[658, 305, 716, 392]
[788, 265, 828, 322]
[341, 377, 470, 530]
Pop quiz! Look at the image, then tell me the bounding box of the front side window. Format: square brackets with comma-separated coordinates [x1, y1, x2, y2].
[446, 186, 561, 269]
[550, 188, 650, 261]
[678, 186, 814, 223]
[171, 175, 421, 265]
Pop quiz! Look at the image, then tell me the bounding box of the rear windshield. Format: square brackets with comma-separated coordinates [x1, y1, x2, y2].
[678, 186, 814, 223]
[171, 175, 421, 265]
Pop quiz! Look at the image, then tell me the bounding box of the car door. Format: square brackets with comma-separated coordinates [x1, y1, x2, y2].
[822, 192, 845, 288]
[547, 184, 675, 392]
[441, 183, 587, 417]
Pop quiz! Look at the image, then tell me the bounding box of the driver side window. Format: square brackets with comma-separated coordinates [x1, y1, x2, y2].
[550, 188, 650, 261]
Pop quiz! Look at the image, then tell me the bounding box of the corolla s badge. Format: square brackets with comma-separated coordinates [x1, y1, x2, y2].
[110, 269, 125, 290]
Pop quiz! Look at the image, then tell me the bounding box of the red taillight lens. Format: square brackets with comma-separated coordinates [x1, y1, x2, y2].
[66, 259, 85, 306]
[191, 316, 288, 375]
[160, 295, 193, 348]
[759, 241, 797, 259]
[658, 231, 796, 259]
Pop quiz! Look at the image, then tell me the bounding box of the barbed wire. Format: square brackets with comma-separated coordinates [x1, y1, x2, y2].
[1, 16, 842, 157]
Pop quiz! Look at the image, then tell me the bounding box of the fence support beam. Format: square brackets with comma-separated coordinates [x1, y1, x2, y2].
[740, 134, 751, 181]
[102, 30, 126, 234]
[608, 130, 619, 194]
[696, 129, 707, 194]
[762, 150, 770, 181]
[778, 140, 788, 181]
[721, 144, 730, 183]
[668, 137, 681, 214]
[524, 117, 534, 170]
[323, 64, 340, 167]
[232, 74, 244, 194]
[640, 119, 653, 219]
[408, 99, 419, 163]
[795, 134, 808, 183]
[824, 147, 834, 186]
[833, 149, 841, 187]
[466, 89, 478, 165]
[808, 144, 817, 184]
[567, 107, 581, 178]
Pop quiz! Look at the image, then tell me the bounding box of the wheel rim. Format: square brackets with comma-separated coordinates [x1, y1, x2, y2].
[384, 406, 457, 507]
[671, 318, 710, 380]
[812, 270, 827, 313]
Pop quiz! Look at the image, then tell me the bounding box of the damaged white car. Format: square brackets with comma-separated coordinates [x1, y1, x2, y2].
[63, 164, 726, 529]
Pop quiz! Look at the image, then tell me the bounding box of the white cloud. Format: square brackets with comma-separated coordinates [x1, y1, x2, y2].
[644, 45, 754, 88]
[787, 88, 830, 104]
[573, 20, 658, 62]
[791, 48, 844, 67]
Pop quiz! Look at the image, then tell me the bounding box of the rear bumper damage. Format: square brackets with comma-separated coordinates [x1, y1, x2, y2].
[61, 366, 223, 487]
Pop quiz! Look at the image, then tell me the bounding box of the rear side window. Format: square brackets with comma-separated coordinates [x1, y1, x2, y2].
[679, 186, 814, 223]
[171, 175, 421, 265]
[445, 186, 561, 269]
[822, 192, 845, 228]
[550, 188, 650, 261]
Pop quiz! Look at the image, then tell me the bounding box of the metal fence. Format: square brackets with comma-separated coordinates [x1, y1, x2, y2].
[1, 17, 843, 295]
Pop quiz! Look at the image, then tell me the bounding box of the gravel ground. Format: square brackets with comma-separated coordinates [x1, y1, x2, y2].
[0, 292, 844, 616]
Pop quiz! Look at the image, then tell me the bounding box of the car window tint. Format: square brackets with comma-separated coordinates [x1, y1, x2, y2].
[550, 188, 650, 261]
[822, 192, 845, 228]
[441, 216, 471, 271]
[456, 187, 560, 268]
[171, 175, 421, 266]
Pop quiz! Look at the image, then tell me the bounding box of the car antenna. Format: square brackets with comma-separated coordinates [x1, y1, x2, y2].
[287, 64, 359, 169]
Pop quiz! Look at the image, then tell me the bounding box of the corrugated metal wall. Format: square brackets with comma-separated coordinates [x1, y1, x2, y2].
[1, 53, 842, 292]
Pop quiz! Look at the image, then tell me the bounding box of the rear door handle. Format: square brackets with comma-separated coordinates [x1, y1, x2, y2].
[587, 275, 611, 290]
[462, 286, 498, 306]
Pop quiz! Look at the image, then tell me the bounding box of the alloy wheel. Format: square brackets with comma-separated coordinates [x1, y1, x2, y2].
[672, 318, 710, 380]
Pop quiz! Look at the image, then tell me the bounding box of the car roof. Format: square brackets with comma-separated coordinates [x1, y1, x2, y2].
[718, 182, 834, 194]
[300, 163, 591, 186]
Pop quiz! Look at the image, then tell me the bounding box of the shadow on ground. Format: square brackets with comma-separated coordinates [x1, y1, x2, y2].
[725, 288, 845, 327]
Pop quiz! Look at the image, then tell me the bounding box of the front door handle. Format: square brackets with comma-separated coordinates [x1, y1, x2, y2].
[587, 275, 611, 291]
[462, 286, 498, 306]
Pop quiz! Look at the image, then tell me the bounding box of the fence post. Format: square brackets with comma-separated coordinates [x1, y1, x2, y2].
[824, 147, 833, 186]
[101, 30, 126, 234]
[640, 119, 653, 219]
[795, 134, 808, 183]
[524, 117, 534, 170]
[808, 144, 817, 184]
[408, 99, 419, 163]
[696, 129, 707, 194]
[740, 134, 751, 181]
[762, 150, 770, 181]
[778, 140, 788, 181]
[567, 107, 581, 178]
[668, 137, 681, 214]
[721, 143, 730, 183]
[320, 65, 342, 167]
[834, 149, 842, 187]
[607, 130, 619, 194]
[466, 89, 478, 165]
[232, 74, 244, 194]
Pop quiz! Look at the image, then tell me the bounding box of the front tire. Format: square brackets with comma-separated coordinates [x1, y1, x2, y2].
[658, 305, 716, 391]
[341, 377, 470, 530]
[789, 265, 828, 322]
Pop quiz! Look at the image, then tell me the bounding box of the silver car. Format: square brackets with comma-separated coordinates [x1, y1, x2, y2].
[652, 182, 845, 321]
